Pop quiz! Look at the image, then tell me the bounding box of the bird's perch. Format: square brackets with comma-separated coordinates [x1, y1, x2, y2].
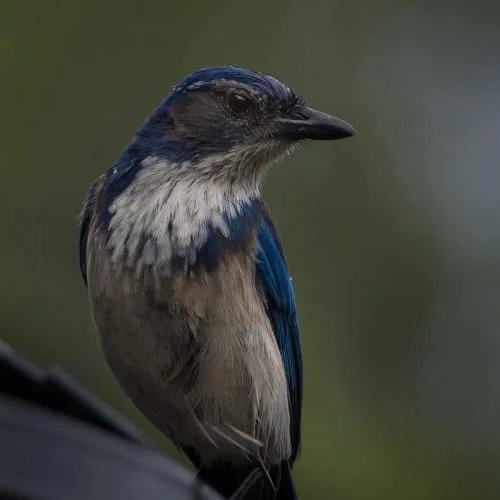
[0, 341, 222, 500]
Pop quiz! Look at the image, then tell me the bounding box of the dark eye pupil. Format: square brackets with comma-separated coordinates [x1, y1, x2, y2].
[228, 93, 251, 114]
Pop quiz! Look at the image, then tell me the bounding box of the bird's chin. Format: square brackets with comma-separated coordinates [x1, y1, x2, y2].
[183, 139, 301, 190]
[248, 137, 300, 166]
[265, 138, 301, 167]
[234, 139, 298, 190]
[238, 139, 302, 187]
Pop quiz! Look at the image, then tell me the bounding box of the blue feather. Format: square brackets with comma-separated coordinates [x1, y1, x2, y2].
[195, 198, 262, 272]
[169, 66, 301, 108]
[255, 207, 302, 461]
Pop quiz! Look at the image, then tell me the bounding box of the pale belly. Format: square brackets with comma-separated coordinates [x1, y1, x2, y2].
[87, 254, 291, 466]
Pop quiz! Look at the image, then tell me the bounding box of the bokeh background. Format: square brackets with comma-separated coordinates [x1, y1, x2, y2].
[2, 1, 500, 499]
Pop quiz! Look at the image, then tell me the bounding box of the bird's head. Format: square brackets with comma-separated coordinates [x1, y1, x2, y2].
[129, 66, 355, 186]
[98, 67, 355, 272]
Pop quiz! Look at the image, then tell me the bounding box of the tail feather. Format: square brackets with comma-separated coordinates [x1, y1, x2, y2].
[197, 461, 297, 500]
[274, 463, 297, 500]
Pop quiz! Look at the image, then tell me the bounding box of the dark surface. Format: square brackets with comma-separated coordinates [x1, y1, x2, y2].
[0, 342, 222, 500]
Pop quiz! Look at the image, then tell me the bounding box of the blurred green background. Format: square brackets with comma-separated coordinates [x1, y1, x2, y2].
[2, 1, 500, 498]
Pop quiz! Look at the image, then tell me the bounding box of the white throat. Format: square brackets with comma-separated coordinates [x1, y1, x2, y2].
[106, 155, 260, 272]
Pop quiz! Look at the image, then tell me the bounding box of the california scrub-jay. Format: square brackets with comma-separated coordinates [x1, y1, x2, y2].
[79, 66, 354, 499]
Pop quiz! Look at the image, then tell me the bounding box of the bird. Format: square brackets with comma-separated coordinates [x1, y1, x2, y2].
[79, 66, 355, 499]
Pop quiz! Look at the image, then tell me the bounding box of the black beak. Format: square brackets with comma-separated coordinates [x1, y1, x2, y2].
[275, 106, 356, 141]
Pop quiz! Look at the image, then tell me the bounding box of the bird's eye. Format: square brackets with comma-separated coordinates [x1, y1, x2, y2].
[227, 92, 252, 115]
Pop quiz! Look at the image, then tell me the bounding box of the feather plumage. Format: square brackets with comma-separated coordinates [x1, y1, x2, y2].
[79, 65, 354, 500]
[256, 207, 302, 463]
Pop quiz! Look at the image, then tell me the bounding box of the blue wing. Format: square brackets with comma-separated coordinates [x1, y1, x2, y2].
[255, 207, 302, 462]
